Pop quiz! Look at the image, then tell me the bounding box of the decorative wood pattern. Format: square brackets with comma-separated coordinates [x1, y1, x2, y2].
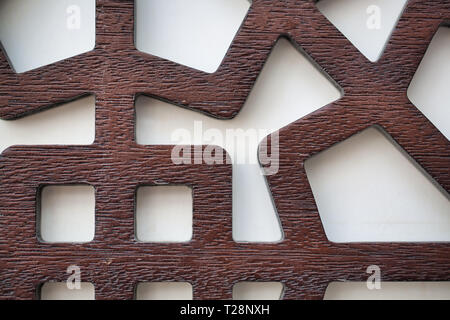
[0, 0, 449, 300]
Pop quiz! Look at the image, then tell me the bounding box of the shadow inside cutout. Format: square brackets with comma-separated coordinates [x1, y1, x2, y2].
[136, 37, 342, 243]
[407, 26, 450, 140]
[136, 282, 193, 300]
[40, 282, 95, 300]
[233, 282, 284, 300]
[325, 282, 450, 300]
[0, 95, 96, 154]
[134, 0, 252, 73]
[0, 0, 96, 73]
[316, 0, 408, 62]
[305, 126, 450, 243]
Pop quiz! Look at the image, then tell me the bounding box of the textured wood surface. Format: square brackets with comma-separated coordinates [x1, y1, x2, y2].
[0, 0, 449, 300]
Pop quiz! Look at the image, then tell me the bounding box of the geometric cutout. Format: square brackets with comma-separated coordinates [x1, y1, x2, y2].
[0, 95, 96, 154]
[316, 0, 408, 62]
[408, 27, 450, 140]
[232, 282, 284, 300]
[135, 186, 193, 243]
[305, 126, 450, 242]
[135, 282, 193, 300]
[0, 0, 95, 73]
[40, 282, 95, 300]
[135, 0, 251, 73]
[38, 185, 95, 243]
[136, 38, 341, 242]
[324, 282, 450, 300]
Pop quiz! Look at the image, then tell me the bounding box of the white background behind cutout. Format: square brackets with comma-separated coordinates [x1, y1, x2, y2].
[305, 126, 450, 243]
[135, 0, 251, 73]
[325, 282, 450, 300]
[136, 186, 193, 242]
[0, 0, 95, 73]
[136, 282, 193, 300]
[316, 0, 408, 62]
[0, 96, 95, 153]
[0, 0, 448, 300]
[233, 282, 284, 300]
[40, 185, 95, 243]
[408, 27, 450, 140]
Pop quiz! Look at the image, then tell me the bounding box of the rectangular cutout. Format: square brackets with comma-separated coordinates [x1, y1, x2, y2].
[233, 282, 284, 300]
[40, 282, 95, 300]
[136, 282, 193, 300]
[38, 185, 95, 243]
[135, 185, 193, 243]
[325, 282, 450, 300]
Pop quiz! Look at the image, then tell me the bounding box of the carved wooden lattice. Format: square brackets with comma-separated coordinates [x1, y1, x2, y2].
[0, 0, 449, 300]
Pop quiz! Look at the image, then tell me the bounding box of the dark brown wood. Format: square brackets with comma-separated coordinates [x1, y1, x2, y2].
[0, 0, 449, 300]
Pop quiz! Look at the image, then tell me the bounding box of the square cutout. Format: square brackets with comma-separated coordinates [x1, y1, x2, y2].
[136, 282, 193, 300]
[135, 185, 193, 242]
[325, 282, 450, 300]
[38, 185, 95, 243]
[40, 282, 95, 300]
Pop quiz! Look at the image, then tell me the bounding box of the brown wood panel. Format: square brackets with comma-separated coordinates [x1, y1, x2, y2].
[0, 0, 448, 299]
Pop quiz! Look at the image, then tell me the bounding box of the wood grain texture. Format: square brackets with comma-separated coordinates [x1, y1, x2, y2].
[0, 0, 449, 300]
